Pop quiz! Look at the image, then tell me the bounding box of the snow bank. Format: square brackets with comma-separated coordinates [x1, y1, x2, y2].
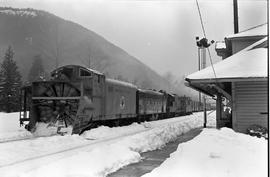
[81, 122, 149, 139]
[0, 112, 23, 133]
[82, 111, 216, 141]
[19, 112, 211, 177]
[0, 112, 33, 142]
[119, 118, 201, 153]
[142, 128, 267, 177]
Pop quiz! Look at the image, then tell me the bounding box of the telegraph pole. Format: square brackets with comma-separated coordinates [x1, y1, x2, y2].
[201, 48, 207, 128]
[198, 47, 201, 104]
[233, 0, 239, 34]
[196, 37, 214, 128]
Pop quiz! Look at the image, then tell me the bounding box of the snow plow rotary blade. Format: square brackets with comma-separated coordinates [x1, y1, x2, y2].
[29, 81, 81, 135]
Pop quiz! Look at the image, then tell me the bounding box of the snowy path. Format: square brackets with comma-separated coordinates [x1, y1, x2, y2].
[108, 128, 203, 177]
[0, 111, 216, 177]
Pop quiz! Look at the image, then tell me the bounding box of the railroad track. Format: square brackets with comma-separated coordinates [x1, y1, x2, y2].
[0, 136, 37, 144]
[0, 134, 60, 144]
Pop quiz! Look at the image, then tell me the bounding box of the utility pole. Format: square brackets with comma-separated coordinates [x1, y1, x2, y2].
[233, 0, 239, 34]
[198, 47, 201, 104]
[201, 48, 207, 128]
[196, 37, 214, 128]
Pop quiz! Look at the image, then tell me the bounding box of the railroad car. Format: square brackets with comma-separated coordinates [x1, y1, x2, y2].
[20, 65, 211, 135]
[163, 92, 176, 118]
[169, 94, 184, 116]
[105, 79, 137, 121]
[137, 89, 166, 121]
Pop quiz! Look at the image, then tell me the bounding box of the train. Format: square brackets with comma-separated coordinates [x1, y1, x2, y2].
[19, 65, 212, 134]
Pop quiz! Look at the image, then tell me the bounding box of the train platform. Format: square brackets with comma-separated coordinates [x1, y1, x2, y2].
[108, 128, 203, 177]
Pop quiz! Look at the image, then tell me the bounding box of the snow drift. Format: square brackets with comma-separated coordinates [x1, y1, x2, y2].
[142, 128, 267, 177]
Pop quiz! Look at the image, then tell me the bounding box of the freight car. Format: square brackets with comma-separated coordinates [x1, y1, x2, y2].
[19, 65, 211, 135]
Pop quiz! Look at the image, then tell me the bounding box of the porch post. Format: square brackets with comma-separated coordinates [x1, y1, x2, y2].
[216, 93, 222, 128]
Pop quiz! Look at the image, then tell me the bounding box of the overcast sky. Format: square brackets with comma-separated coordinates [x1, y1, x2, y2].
[1, 0, 267, 78]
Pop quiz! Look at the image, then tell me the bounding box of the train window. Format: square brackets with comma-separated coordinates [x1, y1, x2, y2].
[79, 68, 92, 77]
[52, 67, 73, 80]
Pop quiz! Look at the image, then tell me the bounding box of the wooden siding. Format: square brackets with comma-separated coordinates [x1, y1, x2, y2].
[233, 81, 268, 133]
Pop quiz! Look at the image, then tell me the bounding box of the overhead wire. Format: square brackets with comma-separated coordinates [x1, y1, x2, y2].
[195, 0, 218, 80]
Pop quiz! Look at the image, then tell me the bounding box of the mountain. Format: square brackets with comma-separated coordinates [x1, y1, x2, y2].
[0, 7, 185, 94]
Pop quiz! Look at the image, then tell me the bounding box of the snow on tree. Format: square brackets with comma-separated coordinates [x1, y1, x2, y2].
[0, 46, 22, 112]
[28, 54, 45, 82]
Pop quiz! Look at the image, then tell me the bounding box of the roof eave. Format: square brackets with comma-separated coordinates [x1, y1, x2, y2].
[226, 35, 267, 41]
[184, 81, 215, 97]
[186, 77, 267, 84]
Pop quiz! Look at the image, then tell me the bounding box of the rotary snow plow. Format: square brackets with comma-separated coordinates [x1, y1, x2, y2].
[20, 81, 83, 135]
[20, 65, 105, 135]
[21, 65, 115, 135]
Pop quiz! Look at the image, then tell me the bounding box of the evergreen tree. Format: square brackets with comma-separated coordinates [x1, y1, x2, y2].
[28, 55, 45, 82]
[0, 46, 22, 112]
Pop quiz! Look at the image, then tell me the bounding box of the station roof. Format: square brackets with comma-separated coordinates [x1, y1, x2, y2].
[186, 37, 267, 83]
[226, 23, 267, 39]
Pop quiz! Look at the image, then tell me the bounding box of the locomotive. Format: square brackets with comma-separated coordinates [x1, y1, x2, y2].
[19, 65, 210, 134]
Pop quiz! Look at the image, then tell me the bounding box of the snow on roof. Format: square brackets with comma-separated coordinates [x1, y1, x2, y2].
[85, 67, 104, 75]
[138, 88, 164, 96]
[226, 23, 267, 39]
[106, 78, 137, 89]
[51, 65, 104, 76]
[186, 37, 268, 81]
[0, 9, 37, 17]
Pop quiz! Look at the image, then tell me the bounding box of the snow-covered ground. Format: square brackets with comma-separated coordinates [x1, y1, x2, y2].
[0, 111, 267, 177]
[0, 111, 214, 177]
[142, 128, 267, 177]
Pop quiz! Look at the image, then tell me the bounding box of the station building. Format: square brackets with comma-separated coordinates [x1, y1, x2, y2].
[185, 24, 268, 133]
